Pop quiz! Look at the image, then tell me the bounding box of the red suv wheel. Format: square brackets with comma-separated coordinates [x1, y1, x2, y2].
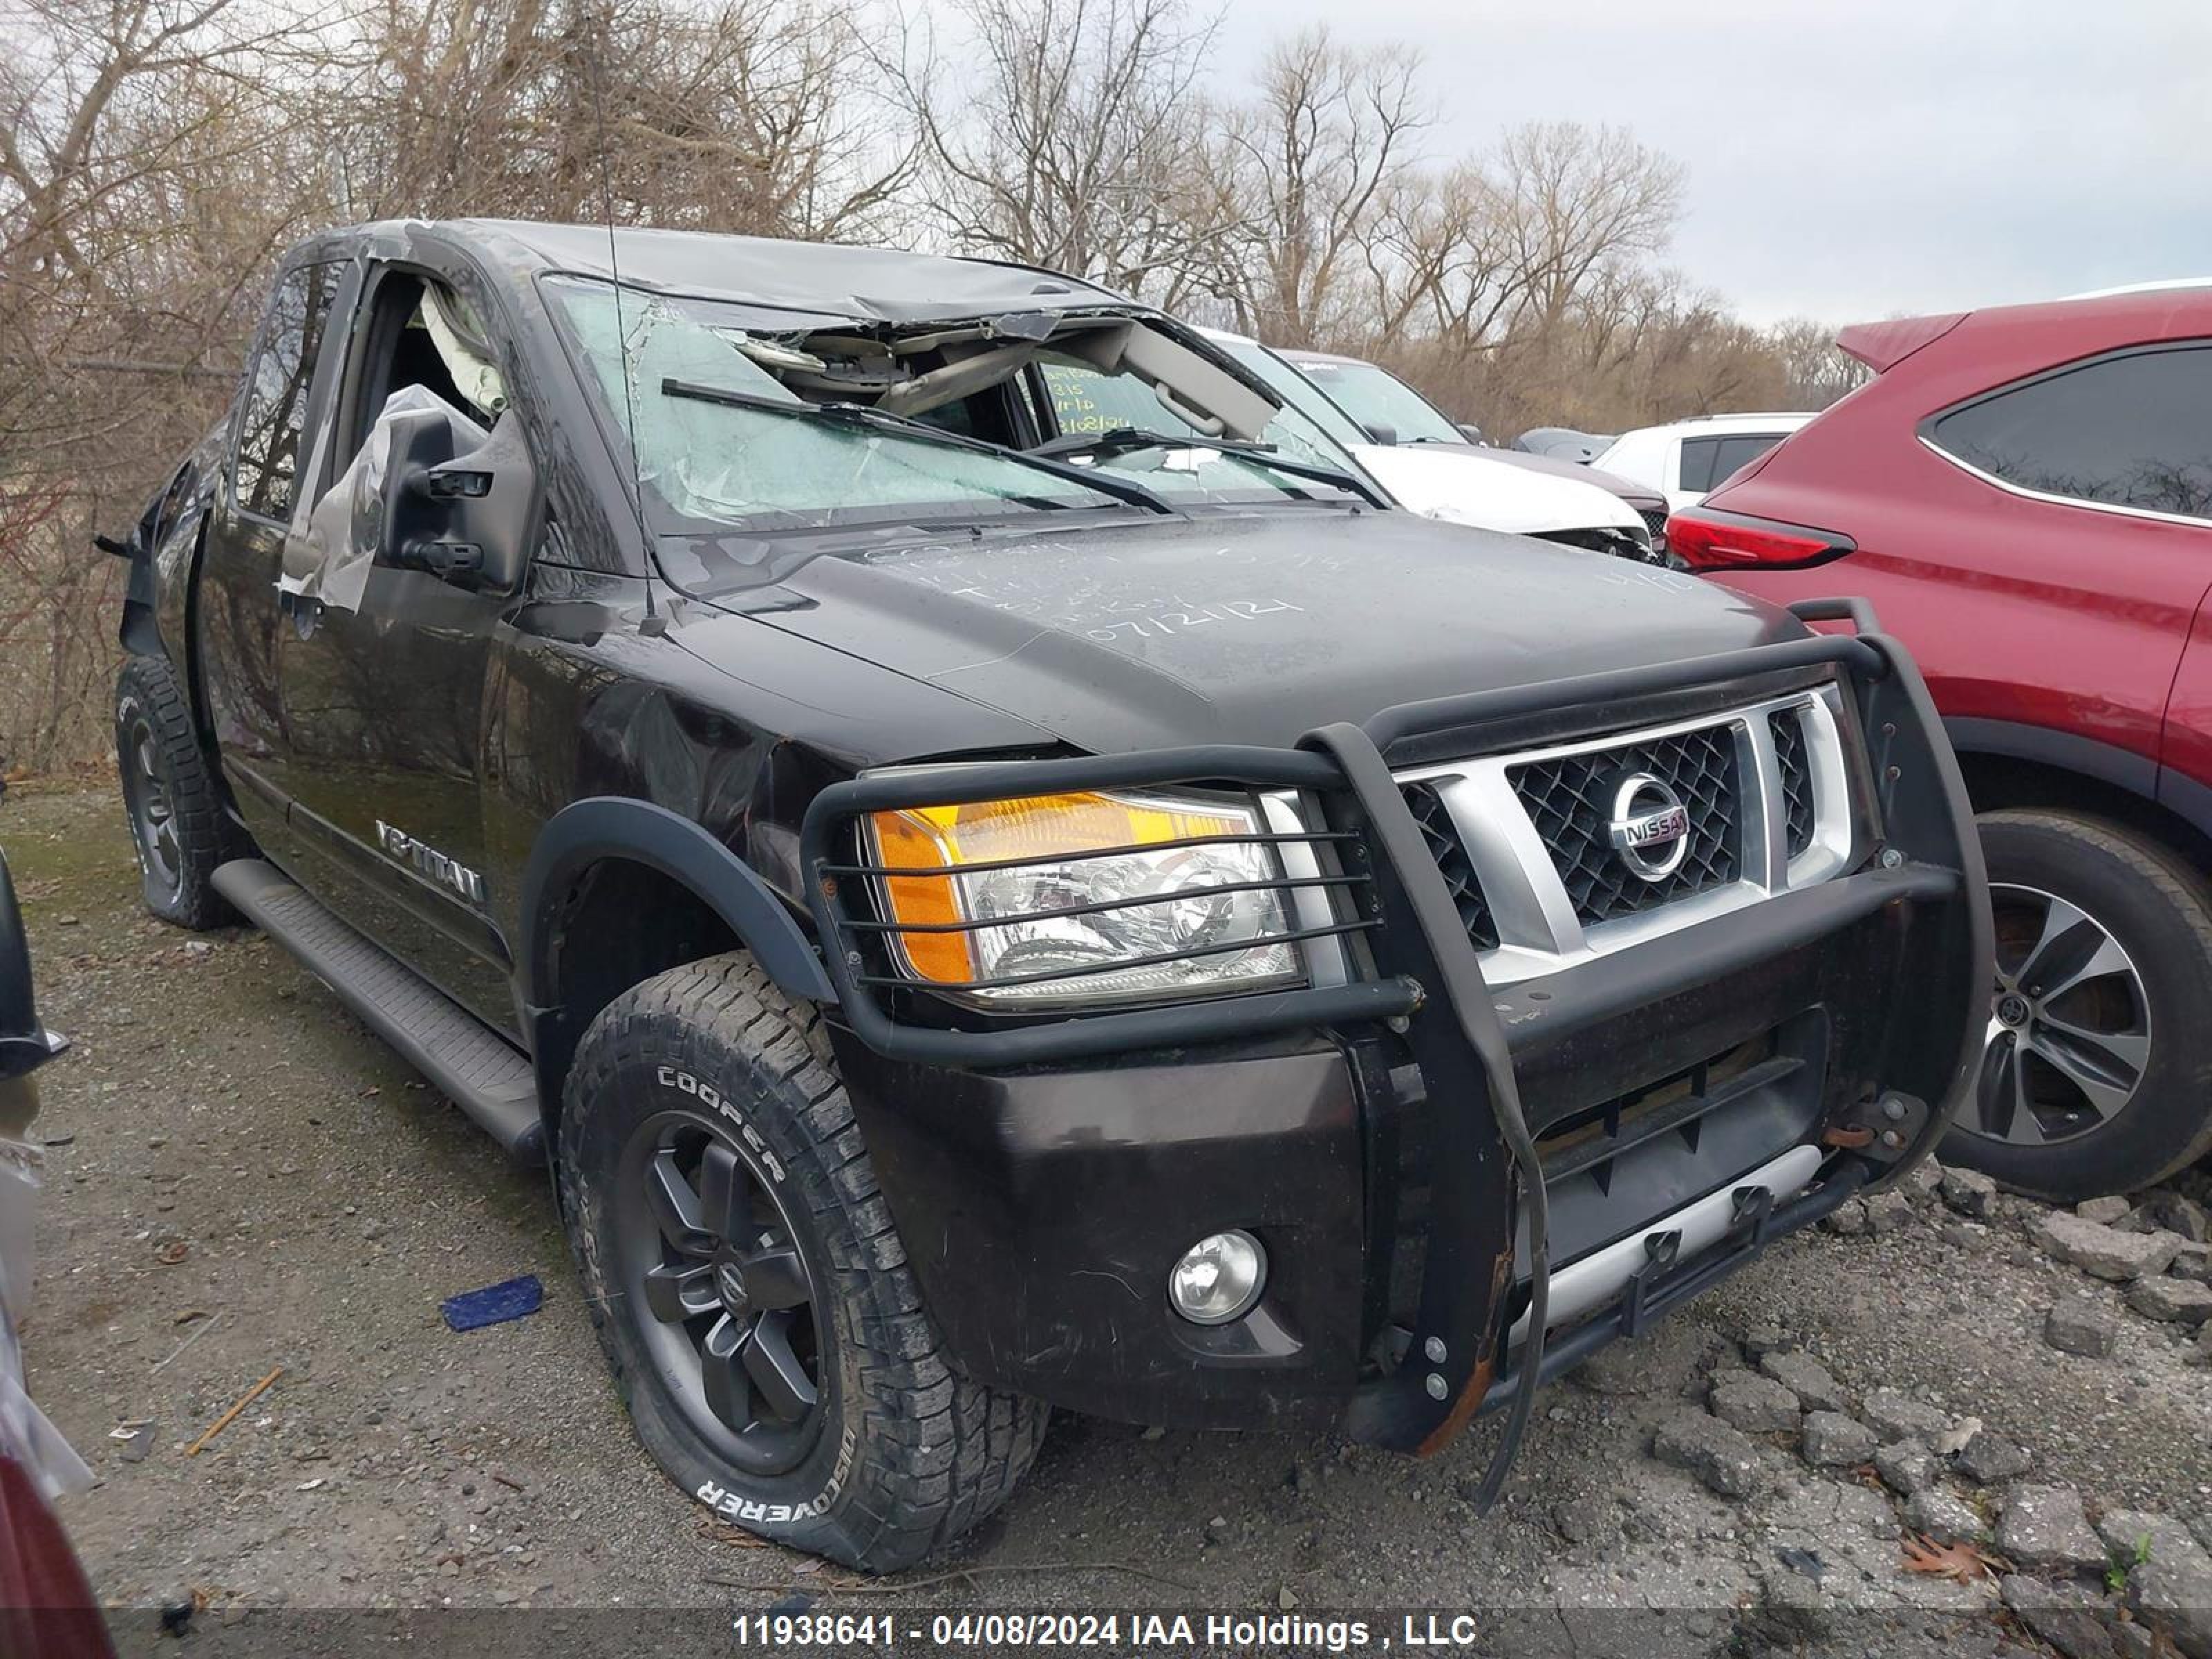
[1948, 812, 2212, 1198]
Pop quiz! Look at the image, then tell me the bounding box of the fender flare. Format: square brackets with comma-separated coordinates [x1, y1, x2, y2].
[1942, 715, 2159, 802]
[518, 796, 837, 1013]
[1940, 715, 2212, 843]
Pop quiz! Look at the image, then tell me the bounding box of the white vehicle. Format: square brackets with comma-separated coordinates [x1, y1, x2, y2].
[1594, 413, 1815, 512]
[1199, 332, 1656, 560]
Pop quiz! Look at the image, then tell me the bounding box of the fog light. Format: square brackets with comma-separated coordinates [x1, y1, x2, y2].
[1168, 1230, 1266, 1325]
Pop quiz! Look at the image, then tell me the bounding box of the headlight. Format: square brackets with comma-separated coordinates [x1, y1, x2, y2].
[865, 790, 1300, 1003]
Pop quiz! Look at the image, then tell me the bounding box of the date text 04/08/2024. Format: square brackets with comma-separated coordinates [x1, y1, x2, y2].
[729, 1612, 1492, 1650]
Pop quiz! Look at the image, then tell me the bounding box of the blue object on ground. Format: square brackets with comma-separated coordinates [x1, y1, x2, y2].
[442, 1275, 544, 1332]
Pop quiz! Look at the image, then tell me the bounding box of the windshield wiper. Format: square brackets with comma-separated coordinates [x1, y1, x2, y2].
[1032, 426, 1389, 509]
[659, 377, 1174, 516]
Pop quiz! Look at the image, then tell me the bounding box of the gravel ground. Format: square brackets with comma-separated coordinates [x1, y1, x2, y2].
[10, 780, 2212, 1658]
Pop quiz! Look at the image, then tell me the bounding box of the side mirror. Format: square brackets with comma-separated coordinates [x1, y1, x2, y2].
[1456, 423, 1485, 445]
[379, 406, 536, 594]
[1360, 421, 1398, 447]
[427, 418, 536, 594]
[375, 407, 461, 572]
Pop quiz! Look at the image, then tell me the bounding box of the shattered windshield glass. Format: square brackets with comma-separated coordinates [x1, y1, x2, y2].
[1032, 355, 1373, 502]
[545, 276, 1365, 536]
[545, 276, 1118, 532]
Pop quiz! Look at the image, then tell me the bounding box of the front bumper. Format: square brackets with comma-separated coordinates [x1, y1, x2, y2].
[829, 1031, 1369, 1432]
[805, 601, 1991, 1452]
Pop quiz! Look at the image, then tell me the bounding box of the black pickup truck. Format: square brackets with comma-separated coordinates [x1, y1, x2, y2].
[106, 219, 1989, 1571]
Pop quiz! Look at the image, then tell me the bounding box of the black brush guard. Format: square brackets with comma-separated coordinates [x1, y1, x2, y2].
[799, 600, 1991, 1494]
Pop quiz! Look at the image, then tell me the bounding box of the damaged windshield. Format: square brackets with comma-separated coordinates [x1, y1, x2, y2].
[1033, 352, 1367, 482]
[543, 276, 1368, 537]
[546, 276, 1116, 531]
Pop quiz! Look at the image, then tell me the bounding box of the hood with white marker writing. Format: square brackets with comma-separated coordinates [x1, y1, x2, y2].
[675, 509, 1799, 755]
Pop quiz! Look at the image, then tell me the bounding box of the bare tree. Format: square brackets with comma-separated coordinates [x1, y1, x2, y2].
[1362, 160, 1524, 348]
[1765, 316, 1871, 409]
[1492, 122, 1683, 340]
[887, 0, 1237, 306]
[1214, 28, 1427, 343]
[309, 0, 911, 237]
[1345, 131, 1744, 440]
[0, 0, 317, 769]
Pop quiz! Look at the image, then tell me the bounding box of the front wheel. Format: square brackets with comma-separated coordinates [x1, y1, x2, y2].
[1942, 810, 2212, 1199]
[557, 953, 1047, 1572]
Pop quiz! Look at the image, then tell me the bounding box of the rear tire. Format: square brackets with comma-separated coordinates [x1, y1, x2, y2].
[1942, 810, 2212, 1199]
[557, 953, 1047, 1572]
[113, 655, 245, 930]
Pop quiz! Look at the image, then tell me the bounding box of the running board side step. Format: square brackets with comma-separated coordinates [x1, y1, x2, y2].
[212, 859, 544, 1168]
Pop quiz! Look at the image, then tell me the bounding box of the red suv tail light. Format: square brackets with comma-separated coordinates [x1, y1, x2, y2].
[1666, 507, 1856, 572]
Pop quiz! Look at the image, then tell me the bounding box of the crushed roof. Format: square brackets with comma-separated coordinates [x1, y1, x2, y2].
[456, 219, 1137, 324]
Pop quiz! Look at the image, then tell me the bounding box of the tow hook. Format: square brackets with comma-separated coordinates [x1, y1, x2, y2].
[1821, 1090, 1931, 1163]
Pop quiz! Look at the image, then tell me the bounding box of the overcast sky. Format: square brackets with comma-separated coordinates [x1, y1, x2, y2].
[1209, 0, 2212, 326]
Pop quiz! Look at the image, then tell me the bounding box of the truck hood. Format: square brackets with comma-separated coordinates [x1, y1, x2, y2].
[703, 509, 1800, 755]
[1349, 443, 1644, 536]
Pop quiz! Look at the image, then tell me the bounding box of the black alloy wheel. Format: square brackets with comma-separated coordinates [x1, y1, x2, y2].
[120, 713, 183, 901]
[615, 1114, 825, 1476]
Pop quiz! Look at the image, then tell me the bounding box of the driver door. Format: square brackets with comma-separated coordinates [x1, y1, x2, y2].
[270, 261, 525, 1028]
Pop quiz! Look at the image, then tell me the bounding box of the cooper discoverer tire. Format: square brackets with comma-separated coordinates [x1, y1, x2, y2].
[113, 655, 247, 929]
[1944, 809, 2212, 1199]
[557, 953, 1046, 1572]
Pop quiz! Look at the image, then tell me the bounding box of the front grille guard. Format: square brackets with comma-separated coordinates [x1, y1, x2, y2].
[798, 600, 1991, 1491]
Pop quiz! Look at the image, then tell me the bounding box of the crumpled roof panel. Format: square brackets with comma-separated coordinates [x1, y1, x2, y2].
[452, 219, 1135, 325]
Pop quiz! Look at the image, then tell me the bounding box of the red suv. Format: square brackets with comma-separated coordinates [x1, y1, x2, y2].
[1668, 284, 2212, 1199]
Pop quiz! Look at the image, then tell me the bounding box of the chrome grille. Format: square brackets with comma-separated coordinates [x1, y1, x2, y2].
[1510, 727, 1741, 925]
[1403, 781, 1499, 949]
[1394, 688, 1854, 984]
[1769, 707, 1815, 859]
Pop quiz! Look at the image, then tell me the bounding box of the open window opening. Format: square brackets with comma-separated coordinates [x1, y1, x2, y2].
[284, 268, 533, 612]
[340, 270, 507, 460]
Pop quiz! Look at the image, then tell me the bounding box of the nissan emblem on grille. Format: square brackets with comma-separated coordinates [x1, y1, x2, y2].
[1607, 774, 1691, 881]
